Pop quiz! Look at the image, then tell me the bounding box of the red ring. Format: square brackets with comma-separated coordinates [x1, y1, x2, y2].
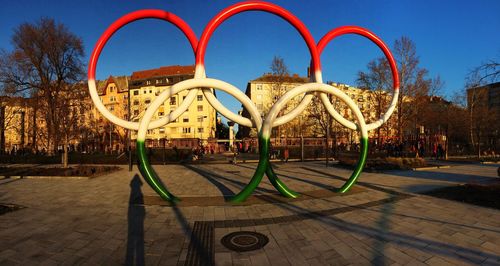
[88, 9, 198, 80]
[317, 26, 399, 89]
[196, 1, 321, 74]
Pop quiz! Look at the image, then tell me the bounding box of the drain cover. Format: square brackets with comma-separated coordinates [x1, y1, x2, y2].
[221, 231, 269, 252]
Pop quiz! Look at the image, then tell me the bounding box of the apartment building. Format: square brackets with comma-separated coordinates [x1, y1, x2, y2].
[239, 73, 310, 138]
[0, 96, 33, 153]
[129, 65, 216, 148]
[238, 75, 398, 143]
[93, 76, 130, 152]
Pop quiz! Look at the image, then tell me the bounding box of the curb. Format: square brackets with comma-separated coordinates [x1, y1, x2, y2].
[1, 175, 91, 180]
[412, 165, 451, 171]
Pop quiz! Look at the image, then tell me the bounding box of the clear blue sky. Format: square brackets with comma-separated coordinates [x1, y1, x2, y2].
[1, 0, 499, 115]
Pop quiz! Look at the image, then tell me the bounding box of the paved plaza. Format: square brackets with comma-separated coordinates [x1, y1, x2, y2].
[0, 161, 499, 265]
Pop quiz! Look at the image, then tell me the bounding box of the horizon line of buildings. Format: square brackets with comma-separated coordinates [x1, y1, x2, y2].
[3, 64, 497, 154]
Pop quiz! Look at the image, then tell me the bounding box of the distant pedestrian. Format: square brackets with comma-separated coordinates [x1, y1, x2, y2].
[284, 147, 289, 163]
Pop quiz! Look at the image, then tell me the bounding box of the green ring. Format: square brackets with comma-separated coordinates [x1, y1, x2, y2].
[231, 135, 368, 202]
[230, 135, 299, 203]
[137, 140, 179, 203]
[336, 137, 368, 193]
[136, 134, 367, 203]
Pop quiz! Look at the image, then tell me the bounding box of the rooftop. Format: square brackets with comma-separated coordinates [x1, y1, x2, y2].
[131, 65, 195, 81]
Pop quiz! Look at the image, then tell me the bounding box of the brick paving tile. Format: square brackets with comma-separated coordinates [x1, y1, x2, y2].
[0, 162, 499, 265]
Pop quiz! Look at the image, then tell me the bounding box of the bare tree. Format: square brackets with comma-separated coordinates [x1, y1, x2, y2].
[58, 84, 89, 167]
[357, 36, 435, 145]
[464, 68, 499, 157]
[357, 57, 392, 145]
[470, 58, 500, 84]
[0, 18, 85, 155]
[269, 56, 290, 139]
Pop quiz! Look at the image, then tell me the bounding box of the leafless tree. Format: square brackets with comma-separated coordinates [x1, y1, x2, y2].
[0, 18, 85, 155]
[470, 58, 500, 84]
[357, 57, 392, 145]
[58, 84, 90, 167]
[464, 68, 499, 157]
[357, 36, 436, 144]
[268, 56, 289, 139]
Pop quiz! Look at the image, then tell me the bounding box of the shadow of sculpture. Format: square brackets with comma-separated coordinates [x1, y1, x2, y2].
[125, 174, 145, 266]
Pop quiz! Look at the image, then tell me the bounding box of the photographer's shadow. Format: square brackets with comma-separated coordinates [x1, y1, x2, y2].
[125, 175, 145, 266]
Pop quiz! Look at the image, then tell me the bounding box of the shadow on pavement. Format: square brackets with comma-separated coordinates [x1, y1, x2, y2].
[125, 175, 145, 266]
[182, 164, 279, 195]
[182, 164, 235, 200]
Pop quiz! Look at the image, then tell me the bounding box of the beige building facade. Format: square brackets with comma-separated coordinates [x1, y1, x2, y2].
[93, 76, 130, 152]
[0, 96, 33, 153]
[129, 65, 216, 148]
[239, 75, 398, 144]
[239, 74, 310, 138]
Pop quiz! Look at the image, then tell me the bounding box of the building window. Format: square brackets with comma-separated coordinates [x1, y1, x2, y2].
[256, 84, 262, 90]
[256, 94, 262, 100]
[133, 100, 139, 105]
[159, 128, 165, 133]
[183, 127, 191, 133]
[145, 99, 151, 105]
[170, 97, 177, 105]
[123, 95, 128, 100]
[109, 106, 114, 111]
[197, 95, 203, 101]
[183, 117, 189, 123]
[133, 110, 139, 116]
[133, 90, 139, 96]
[158, 111, 164, 116]
[149, 90, 152, 94]
[146, 80, 151, 85]
[197, 128, 204, 133]
[197, 116, 203, 122]
[197, 105, 203, 111]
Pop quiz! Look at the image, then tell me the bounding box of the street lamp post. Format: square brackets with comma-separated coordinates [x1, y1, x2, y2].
[109, 123, 114, 154]
[198, 115, 207, 146]
[127, 87, 132, 171]
[228, 121, 235, 163]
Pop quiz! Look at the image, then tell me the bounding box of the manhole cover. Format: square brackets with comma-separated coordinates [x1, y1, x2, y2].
[221, 231, 269, 252]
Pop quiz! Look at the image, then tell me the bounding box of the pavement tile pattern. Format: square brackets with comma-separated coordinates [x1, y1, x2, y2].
[0, 161, 499, 265]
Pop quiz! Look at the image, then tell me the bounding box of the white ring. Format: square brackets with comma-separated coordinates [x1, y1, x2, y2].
[137, 78, 263, 141]
[88, 79, 198, 131]
[262, 82, 368, 140]
[315, 74, 399, 131]
[194, 65, 324, 129]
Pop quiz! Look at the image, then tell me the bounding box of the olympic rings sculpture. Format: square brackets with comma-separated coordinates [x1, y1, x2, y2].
[88, 1, 399, 203]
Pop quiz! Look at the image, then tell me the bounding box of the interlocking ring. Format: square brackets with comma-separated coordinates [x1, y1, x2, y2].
[88, 1, 399, 203]
[88, 10, 199, 131]
[316, 26, 399, 131]
[137, 78, 262, 202]
[194, 1, 322, 129]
